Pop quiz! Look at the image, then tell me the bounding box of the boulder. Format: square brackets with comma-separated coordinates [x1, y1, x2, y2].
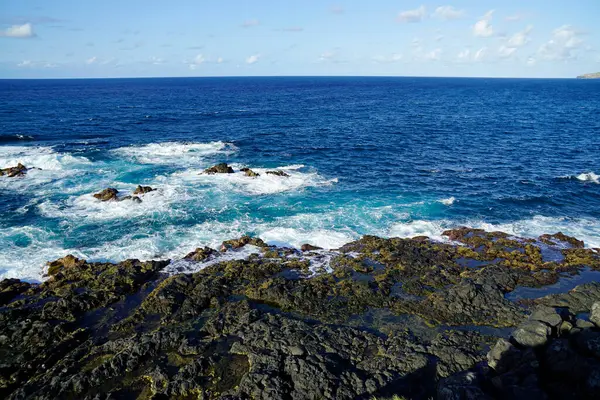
[591, 302, 600, 327]
[266, 170, 290, 177]
[220, 236, 268, 252]
[46, 255, 86, 277]
[539, 232, 584, 248]
[0, 163, 28, 177]
[301, 244, 322, 252]
[133, 185, 155, 195]
[184, 246, 217, 262]
[204, 163, 234, 174]
[529, 306, 563, 327]
[120, 195, 142, 203]
[511, 321, 551, 348]
[240, 168, 260, 177]
[93, 188, 119, 201]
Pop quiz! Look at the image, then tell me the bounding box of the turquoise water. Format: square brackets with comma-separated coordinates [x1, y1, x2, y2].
[1, 77, 599, 281]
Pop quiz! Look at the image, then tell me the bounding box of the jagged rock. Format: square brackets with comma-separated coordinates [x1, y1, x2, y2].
[133, 185, 155, 195]
[591, 302, 600, 327]
[539, 232, 585, 248]
[0, 163, 28, 177]
[46, 254, 86, 276]
[266, 170, 289, 177]
[184, 246, 217, 262]
[487, 338, 522, 374]
[512, 321, 551, 348]
[204, 163, 234, 174]
[120, 195, 142, 203]
[438, 371, 492, 400]
[1, 229, 600, 399]
[93, 188, 119, 201]
[301, 244, 322, 252]
[240, 168, 260, 177]
[529, 306, 563, 327]
[220, 235, 268, 251]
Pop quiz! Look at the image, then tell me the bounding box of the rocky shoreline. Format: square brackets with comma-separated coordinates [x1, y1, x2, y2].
[1, 228, 600, 399]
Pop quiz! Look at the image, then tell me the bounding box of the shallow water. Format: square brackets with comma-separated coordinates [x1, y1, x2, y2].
[1, 77, 599, 281]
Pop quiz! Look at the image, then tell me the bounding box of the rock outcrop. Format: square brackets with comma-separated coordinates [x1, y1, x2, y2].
[133, 185, 155, 195]
[1, 229, 599, 399]
[266, 170, 290, 177]
[93, 188, 119, 201]
[240, 167, 260, 177]
[0, 163, 28, 177]
[204, 163, 234, 174]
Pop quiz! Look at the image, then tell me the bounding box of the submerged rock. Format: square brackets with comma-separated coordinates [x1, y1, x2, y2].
[240, 167, 260, 177]
[266, 170, 290, 177]
[133, 185, 155, 195]
[93, 188, 119, 201]
[120, 195, 142, 203]
[204, 163, 234, 174]
[0, 163, 28, 177]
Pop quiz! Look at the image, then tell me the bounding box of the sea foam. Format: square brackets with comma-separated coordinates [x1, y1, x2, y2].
[111, 141, 237, 164]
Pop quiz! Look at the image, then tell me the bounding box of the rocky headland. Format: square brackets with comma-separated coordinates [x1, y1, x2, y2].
[1, 228, 600, 399]
[577, 72, 600, 79]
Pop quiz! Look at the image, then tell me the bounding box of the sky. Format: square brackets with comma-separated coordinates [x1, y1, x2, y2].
[0, 1, 599, 78]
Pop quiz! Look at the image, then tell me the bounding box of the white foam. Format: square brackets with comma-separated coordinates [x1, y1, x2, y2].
[0, 226, 87, 282]
[111, 141, 237, 164]
[576, 172, 599, 184]
[438, 196, 456, 206]
[162, 245, 263, 275]
[260, 227, 354, 250]
[0, 146, 90, 171]
[388, 216, 600, 248]
[38, 184, 188, 221]
[171, 166, 337, 195]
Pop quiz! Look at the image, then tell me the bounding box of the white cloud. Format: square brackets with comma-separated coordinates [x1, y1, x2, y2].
[246, 54, 260, 64]
[217, 57, 224, 64]
[150, 57, 164, 65]
[507, 25, 533, 48]
[498, 45, 517, 58]
[424, 48, 442, 61]
[473, 10, 494, 37]
[457, 49, 471, 60]
[0, 23, 35, 38]
[538, 25, 585, 61]
[474, 47, 487, 61]
[433, 6, 465, 20]
[17, 60, 33, 67]
[319, 51, 335, 61]
[242, 19, 260, 28]
[85, 56, 97, 65]
[398, 5, 427, 23]
[527, 57, 536, 66]
[188, 54, 205, 70]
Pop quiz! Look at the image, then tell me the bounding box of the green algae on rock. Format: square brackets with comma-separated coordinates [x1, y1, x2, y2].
[1, 229, 599, 399]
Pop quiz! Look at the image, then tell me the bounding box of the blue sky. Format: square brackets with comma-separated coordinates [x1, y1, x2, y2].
[1, 1, 599, 78]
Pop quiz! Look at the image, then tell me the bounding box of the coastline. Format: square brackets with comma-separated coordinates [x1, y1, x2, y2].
[2, 227, 599, 399]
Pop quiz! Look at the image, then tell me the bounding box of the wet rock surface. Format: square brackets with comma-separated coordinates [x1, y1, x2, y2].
[0, 163, 28, 177]
[133, 185, 156, 195]
[1, 228, 599, 399]
[204, 163, 234, 174]
[266, 170, 290, 177]
[93, 187, 119, 201]
[240, 168, 260, 177]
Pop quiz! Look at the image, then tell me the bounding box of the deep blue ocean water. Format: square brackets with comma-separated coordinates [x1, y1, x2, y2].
[1, 77, 599, 281]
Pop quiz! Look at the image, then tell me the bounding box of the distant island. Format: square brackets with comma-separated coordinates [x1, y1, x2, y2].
[577, 72, 600, 79]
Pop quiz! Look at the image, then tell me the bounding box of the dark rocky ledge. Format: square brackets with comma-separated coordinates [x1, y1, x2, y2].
[1, 228, 600, 399]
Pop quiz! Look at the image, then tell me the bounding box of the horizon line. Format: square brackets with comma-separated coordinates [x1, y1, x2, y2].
[0, 74, 582, 81]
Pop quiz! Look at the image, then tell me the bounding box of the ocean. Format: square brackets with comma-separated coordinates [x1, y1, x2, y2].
[1, 76, 599, 281]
